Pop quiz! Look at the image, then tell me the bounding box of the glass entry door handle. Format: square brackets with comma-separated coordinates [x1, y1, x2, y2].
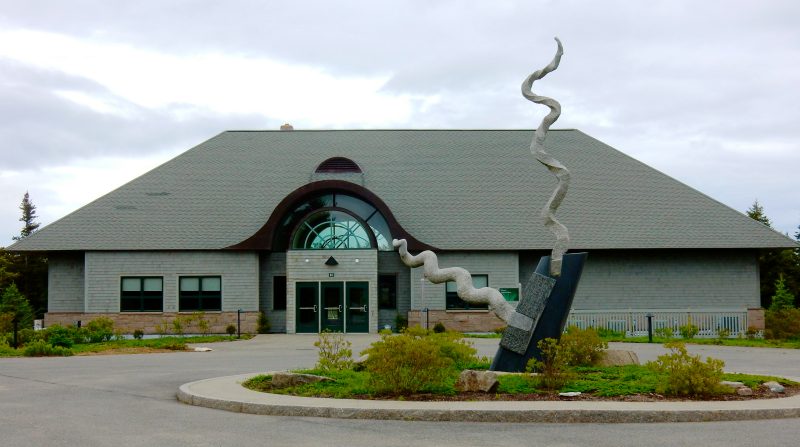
[349, 305, 367, 312]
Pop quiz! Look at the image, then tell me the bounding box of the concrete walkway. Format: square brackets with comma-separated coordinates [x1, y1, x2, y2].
[178, 371, 800, 423]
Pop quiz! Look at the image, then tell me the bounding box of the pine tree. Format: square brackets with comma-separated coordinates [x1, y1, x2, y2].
[746, 200, 772, 227]
[769, 275, 796, 311]
[12, 192, 40, 241]
[0, 283, 34, 330]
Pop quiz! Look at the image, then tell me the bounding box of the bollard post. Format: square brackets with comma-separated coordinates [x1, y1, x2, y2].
[12, 317, 18, 349]
[646, 313, 654, 343]
[237, 309, 241, 338]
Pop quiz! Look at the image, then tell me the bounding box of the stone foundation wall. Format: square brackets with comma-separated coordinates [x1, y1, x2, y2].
[44, 312, 259, 335]
[747, 308, 765, 330]
[408, 310, 505, 333]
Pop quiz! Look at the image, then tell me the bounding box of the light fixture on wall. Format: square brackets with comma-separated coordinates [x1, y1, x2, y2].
[325, 256, 338, 266]
[354, 259, 360, 263]
[304, 258, 309, 263]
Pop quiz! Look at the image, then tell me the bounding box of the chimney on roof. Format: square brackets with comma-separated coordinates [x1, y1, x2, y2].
[280, 123, 294, 131]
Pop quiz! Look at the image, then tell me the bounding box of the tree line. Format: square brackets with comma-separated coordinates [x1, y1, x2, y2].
[746, 200, 800, 309]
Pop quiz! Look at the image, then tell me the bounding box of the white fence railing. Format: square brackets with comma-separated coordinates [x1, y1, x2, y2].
[566, 308, 749, 338]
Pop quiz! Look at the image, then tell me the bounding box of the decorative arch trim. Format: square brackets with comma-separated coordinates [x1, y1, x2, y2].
[226, 180, 436, 252]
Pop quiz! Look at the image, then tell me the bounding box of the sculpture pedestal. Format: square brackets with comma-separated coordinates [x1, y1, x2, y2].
[490, 252, 587, 372]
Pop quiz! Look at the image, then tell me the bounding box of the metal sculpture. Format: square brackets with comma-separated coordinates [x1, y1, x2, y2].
[394, 37, 587, 372]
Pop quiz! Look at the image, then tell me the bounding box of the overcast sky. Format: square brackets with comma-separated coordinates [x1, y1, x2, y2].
[2, 0, 799, 247]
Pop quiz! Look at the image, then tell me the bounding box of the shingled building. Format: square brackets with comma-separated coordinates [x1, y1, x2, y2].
[9, 129, 795, 334]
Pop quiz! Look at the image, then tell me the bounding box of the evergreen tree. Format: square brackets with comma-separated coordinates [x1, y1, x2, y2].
[0, 283, 34, 330]
[12, 192, 40, 241]
[0, 249, 19, 292]
[745, 201, 800, 307]
[769, 275, 795, 311]
[746, 200, 772, 227]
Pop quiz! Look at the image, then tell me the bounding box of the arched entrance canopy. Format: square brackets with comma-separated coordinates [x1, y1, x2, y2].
[227, 180, 435, 252]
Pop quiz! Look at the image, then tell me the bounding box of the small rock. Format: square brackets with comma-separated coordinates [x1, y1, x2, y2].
[456, 370, 499, 393]
[271, 372, 333, 388]
[559, 391, 581, 397]
[598, 350, 640, 366]
[720, 381, 745, 389]
[763, 381, 785, 393]
[736, 387, 754, 396]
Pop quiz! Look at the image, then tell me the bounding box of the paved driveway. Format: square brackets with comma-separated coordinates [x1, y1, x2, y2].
[2, 335, 800, 447]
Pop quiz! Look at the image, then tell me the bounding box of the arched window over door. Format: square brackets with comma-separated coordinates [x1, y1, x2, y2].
[291, 209, 379, 249]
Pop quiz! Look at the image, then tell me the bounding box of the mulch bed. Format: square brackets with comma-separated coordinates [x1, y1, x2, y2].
[359, 386, 800, 402]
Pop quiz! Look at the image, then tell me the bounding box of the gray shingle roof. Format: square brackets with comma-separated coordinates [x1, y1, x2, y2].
[8, 129, 796, 252]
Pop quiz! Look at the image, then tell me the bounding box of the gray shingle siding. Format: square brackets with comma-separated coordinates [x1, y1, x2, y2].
[84, 251, 258, 313]
[559, 250, 760, 310]
[259, 252, 287, 332]
[47, 253, 85, 312]
[377, 251, 411, 328]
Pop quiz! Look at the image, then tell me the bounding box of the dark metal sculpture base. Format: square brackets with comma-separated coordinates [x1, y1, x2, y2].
[490, 252, 587, 372]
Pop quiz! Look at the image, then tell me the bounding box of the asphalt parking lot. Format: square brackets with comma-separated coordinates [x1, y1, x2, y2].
[2, 335, 800, 447]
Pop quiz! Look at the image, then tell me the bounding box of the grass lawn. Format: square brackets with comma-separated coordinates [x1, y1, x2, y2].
[0, 334, 251, 357]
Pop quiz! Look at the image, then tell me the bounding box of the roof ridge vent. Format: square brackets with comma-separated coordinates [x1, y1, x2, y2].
[280, 123, 294, 131]
[315, 157, 362, 173]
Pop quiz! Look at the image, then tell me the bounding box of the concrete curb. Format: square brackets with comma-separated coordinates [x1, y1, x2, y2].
[177, 373, 800, 423]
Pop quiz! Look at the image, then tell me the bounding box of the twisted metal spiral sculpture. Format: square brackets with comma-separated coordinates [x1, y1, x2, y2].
[522, 37, 570, 277]
[393, 239, 515, 322]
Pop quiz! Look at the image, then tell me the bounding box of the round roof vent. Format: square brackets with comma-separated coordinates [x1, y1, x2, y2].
[315, 157, 362, 174]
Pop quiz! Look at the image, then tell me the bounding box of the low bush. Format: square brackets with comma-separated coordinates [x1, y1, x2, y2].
[314, 331, 353, 372]
[432, 322, 446, 333]
[654, 327, 674, 339]
[596, 327, 625, 339]
[45, 325, 75, 348]
[559, 326, 607, 366]
[765, 308, 800, 340]
[679, 318, 699, 339]
[526, 337, 572, 390]
[394, 313, 408, 332]
[647, 341, 726, 396]
[257, 312, 271, 334]
[362, 327, 477, 395]
[226, 324, 237, 336]
[85, 317, 115, 343]
[133, 329, 144, 340]
[23, 340, 73, 357]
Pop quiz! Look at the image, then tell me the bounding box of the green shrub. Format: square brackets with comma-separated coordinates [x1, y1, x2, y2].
[0, 339, 18, 356]
[154, 319, 170, 337]
[765, 308, 800, 340]
[647, 341, 725, 396]
[654, 327, 674, 339]
[716, 327, 731, 341]
[432, 322, 446, 333]
[526, 337, 573, 390]
[171, 317, 185, 336]
[394, 313, 408, 332]
[314, 331, 353, 371]
[559, 326, 607, 366]
[493, 326, 506, 335]
[679, 317, 699, 339]
[16, 328, 44, 346]
[45, 325, 75, 348]
[133, 329, 144, 340]
[0, 283, 35, 331]
[257, 311, 271, 334]
[226, 324, 237, 336]
[85, 317, 115, 342]
[362, 327, 476, 394]
[23, 340, 73, 357]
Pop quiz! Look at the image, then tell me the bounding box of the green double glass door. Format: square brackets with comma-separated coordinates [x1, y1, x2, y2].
[295, 281, 369, 333]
